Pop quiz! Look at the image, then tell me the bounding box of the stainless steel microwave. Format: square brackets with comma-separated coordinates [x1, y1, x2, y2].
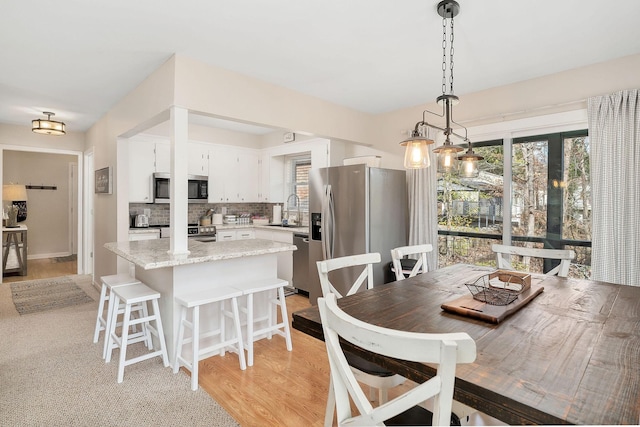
[152, 173, 208, 203]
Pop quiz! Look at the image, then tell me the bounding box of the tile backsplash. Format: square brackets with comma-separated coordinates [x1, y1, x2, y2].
[129, 202, 308, 226]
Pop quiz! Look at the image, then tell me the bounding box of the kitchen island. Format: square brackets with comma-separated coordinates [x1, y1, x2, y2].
[104, 238, 296, 363]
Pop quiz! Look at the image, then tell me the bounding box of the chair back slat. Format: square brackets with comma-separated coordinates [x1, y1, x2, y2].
[492, 244, 575, 278]
[316, 253, 381, 299]
[390, 244, 433, 281]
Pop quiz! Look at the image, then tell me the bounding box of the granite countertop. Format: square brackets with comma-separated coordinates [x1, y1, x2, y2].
[105, 238, 297, 270]
[128, 224, 309, 235]
[128, 228, 161, 234]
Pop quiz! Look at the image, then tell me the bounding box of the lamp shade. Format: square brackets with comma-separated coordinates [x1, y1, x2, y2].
[3, 184, 28, 201]
[433, 144, 463, 174]
[401, 136, 433, 169]
[32, 112, 66, 136]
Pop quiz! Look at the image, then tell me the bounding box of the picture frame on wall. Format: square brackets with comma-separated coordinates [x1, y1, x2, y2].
[95, 166, 112, 194]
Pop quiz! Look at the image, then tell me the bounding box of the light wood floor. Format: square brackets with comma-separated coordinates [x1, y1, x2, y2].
[3, 262, 404, 425]
[197, 293, 333, 426]
[2, 258, 77, 283]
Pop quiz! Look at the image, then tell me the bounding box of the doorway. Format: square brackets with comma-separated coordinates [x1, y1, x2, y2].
[2, 148, 83, 283]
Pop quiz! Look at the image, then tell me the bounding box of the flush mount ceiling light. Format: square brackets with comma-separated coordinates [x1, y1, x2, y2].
[400, 0, 483, 177]
[32, 111, 66, 136]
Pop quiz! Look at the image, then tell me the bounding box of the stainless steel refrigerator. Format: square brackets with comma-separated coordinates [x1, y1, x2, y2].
[308, 164, 408, 304]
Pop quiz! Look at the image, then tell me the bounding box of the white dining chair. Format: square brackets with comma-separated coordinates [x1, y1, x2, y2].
[390, 243, 433, 281]
[318, 293, 477, 426]
[316, 253, 406, 426]
[492, 244, 576, 277]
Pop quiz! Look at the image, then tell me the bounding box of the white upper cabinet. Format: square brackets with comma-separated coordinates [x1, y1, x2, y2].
[208, 145, 261, 203]
[188, 142, 209, 176]
[208, 145, 233, 203]
[237, 149, 260, 202]
[128, 140, 157, 203]
[155, 141, 170, 173]
[260, 154, 284, 203]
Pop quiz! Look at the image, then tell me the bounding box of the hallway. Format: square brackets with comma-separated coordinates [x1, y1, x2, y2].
[3, 257, 77, 283]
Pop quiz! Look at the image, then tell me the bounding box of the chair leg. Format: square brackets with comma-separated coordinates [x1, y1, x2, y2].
[151, 298, 168, 367]
[140, 301, 153, 350]
[173, 305, 188, 374]
[105, 294, 121, 364]
[219, 300, 226, 356]
[325, 377, 336, 427]
[277, 287, 293, 351]
[246, 293, 254, 367]
[231, 297, 247, 370]
[117, 303, 133, 383]
[93, 284, 108, 343]
[190, 305, 200, 391]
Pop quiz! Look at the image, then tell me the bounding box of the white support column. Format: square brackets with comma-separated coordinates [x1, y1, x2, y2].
[168, 106, 190, 255]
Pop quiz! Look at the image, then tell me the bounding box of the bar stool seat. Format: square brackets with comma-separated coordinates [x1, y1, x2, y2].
[173, 286, 247, 391]
[93, 274, 141, 358]
[105, 282, 169, 383]
[232, 278, 292, 367]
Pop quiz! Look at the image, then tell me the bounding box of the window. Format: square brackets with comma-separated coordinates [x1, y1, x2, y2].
[438, 130, 591, 278]
[438, 140, 504, 267]
[284, 154, 311, 223]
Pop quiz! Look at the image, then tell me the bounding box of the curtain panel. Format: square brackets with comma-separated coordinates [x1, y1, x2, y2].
[407, 165, 438, 271]
[587, 89, 640, 285]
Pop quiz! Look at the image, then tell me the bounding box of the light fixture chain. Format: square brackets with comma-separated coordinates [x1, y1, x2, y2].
[441, 13, 447, 95]
[450, 13, 455, 94]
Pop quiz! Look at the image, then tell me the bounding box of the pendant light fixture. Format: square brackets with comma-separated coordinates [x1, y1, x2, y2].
[32, 111, 66, 136]
[400, 0, 483, 176]
[400, 120, 433, 169]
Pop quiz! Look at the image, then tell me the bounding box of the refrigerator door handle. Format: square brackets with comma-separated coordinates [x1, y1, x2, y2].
[321, 184, 335, 260]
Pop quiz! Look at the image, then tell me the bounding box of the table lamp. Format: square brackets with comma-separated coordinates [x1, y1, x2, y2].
[3, 184, 28, 228]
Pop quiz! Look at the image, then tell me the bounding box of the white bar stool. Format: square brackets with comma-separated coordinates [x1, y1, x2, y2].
[173, 286, 247, 391]
[233, 278, 292, 367]
[105, 282, 169, 383]
[93, 274, 141, 358]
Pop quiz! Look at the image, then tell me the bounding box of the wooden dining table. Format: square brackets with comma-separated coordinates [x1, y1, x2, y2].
[291, 263, 640, 425]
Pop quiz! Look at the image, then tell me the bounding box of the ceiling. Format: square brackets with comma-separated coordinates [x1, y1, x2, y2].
[2, 0, 640, 133]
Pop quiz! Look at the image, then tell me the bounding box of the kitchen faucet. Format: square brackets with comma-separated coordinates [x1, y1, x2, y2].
[285, 193, 301, 226]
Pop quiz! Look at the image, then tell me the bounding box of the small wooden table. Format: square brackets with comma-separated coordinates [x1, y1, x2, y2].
[3, 225, 27, 276]
[292, 263, 640, 425]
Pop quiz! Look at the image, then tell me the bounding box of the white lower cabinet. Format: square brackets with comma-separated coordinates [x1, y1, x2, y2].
[216, 230, 237, 241]
[216, 229, 255, 241]
[236, 229, 255, 240]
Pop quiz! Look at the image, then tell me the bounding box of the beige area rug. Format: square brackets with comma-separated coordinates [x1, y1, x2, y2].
[10, 275, 94, 315]
[0, 275, 239, 426]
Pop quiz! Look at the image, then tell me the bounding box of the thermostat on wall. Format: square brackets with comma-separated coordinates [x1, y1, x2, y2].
[283, 132, 295, 143]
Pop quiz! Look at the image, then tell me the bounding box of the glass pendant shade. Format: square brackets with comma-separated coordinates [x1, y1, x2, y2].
[459, 157, 479, 177]
[401, 136, 432, 169]
[458, 148, 484, 178]
[433, 145, 462, 173]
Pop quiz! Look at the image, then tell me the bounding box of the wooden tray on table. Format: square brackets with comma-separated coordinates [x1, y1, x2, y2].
[441, 270, 544, 323]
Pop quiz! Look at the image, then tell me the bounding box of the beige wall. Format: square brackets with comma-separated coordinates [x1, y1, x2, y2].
[374, 54, 640, 152]
[173, 55, 376, 145]
[0, 123, 85, 151]
[3, 151, 77, 257]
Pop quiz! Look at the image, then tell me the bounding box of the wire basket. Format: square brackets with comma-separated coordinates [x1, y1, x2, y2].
[465, 270, 531, 306]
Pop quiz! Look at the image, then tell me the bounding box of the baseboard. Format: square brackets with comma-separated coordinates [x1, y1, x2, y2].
[27, 252, 73, 260]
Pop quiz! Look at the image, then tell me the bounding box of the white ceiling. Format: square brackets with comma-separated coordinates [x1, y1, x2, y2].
[2, 0, 640, 133]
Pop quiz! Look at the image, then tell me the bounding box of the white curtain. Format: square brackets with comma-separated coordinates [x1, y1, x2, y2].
[587, 89, 640, 285]
[407, 161, 439, 271]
